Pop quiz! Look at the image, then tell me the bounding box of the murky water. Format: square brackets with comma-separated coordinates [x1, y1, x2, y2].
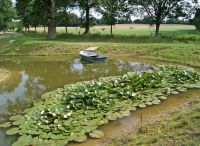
[0, 56, 199, 146]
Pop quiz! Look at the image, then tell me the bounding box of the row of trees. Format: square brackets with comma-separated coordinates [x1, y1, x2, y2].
[134, 18, 191, 25]
[0, 0, 199, 39]
[0, 0, 15, 32]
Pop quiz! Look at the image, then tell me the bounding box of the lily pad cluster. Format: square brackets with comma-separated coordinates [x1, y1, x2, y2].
[0, 65, 200, 146]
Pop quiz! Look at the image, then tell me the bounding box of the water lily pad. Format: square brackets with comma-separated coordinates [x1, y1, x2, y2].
[159, 96, 167, 100]
[40, 133, 51, 139]
[12, 136, 32, 146]
[98, 119, 108, 125]
[9, 115, 21, 121]
[145, 102, 153, 106]
[89, 130, 104, 139]
[6, 128, 19, 135]
[139, 103, 146, 108]
[12, 118, 26, 126]
[171, 91, 179, 95]
[130, 107, 137, 111]
[50, 133, 67, 140]
[0, 122, 11, 128]
[152, 100, 161, 105]
[27, 130, 43, 135]
[176, 87, 187, 92]
[120, 110, 130, 116]
[45, 140, 68, 146]
[132, 103, 139, 107]
[106, 113, 118, 121]
[29, 137, 44, 146]
[74, 134, 87, 143]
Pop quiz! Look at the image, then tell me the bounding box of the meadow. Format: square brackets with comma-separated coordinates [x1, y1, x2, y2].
[34, 24, 196, 36]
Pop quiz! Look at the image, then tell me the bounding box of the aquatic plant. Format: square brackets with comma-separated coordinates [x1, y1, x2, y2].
[0, 65, 200, 146]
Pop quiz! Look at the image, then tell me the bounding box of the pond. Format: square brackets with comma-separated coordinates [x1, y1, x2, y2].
[0, 56, 199, 146]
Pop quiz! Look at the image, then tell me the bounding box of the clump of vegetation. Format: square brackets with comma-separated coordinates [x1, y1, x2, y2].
[0, 65, 200, 146]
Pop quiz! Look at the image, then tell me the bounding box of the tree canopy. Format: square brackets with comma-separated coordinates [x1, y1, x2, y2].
[98, 0, 130, 35]
[0, 0, 15, 32]
[129, 0, 194, 36]
[1, 0, 198, 38]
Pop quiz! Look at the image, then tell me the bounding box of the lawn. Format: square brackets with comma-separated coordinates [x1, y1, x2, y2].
[0, 24, 200, 67]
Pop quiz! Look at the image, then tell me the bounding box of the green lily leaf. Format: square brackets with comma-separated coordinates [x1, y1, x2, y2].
[89, 130, 104, 139]
[159, 96, 167, 100]
[74, 134, 87, 143]
[9, 115, 21, 121]
[6, 128, 19, 135]
[0, 122, 11, 128]
[139, 103, 146, 108]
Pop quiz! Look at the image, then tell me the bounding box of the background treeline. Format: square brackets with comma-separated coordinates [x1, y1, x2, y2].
[0, 0, 199, 39]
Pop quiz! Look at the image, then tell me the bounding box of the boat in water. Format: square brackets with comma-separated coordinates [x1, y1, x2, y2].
[80, 47, 107, 63]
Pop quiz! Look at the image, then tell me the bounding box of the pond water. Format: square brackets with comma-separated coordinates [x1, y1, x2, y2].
[0, 56, 199, 146]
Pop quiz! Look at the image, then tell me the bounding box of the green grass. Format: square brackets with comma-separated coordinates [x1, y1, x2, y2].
[37, 24, 196, 36]
[0, 24, 200, 68]
[107, 97, 200, 146]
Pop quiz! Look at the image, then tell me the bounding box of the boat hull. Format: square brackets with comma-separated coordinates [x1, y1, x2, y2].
[80, 54, 107, 63]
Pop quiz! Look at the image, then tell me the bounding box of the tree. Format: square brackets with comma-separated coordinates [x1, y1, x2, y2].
[0, 0, 15, 32]
[56, 0, 74, 34]
[31, 0, 48, 32]
[129, 0, 192, 36]
[193, 9, 200, 31]
[77, 0, 98, 34]
[16, 0, 32, 31]
[47, 0, 56, 39]
[57, 12, 80, 31]
[98, 0, 129, 35]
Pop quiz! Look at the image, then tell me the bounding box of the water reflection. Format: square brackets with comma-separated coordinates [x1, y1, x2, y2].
[115, 60, 127, 72]
[70, 59, 84, 73]
[128, 62, 152, 72]
[0, 72, 28, 112]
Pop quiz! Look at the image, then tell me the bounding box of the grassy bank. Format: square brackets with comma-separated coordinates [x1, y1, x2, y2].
[0, 24, 200, 68]
[107, 96, 200, 146]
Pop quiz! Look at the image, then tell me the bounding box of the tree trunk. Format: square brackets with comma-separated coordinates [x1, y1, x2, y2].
[155, 23, 160, 36]
[35, 26, 37, 32]
[47, 0, 56, 40]
[84, 2, 90, 34]
[44, 26, 46, 32]
[65, 25, 68, 34]
[111, 24, 113, 36]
